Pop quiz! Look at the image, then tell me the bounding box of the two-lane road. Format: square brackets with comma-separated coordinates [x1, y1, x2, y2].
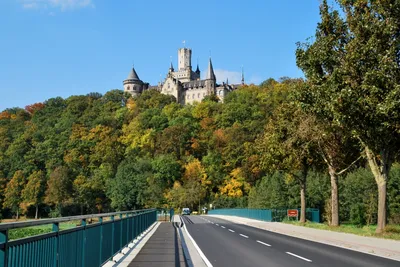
[181, 215, 399, 267]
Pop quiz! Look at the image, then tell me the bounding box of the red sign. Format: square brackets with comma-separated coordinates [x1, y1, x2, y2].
[287, 209, 298, 217]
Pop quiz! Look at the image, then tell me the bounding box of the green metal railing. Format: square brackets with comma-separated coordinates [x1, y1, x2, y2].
[0, 209, 157, 267]
[209, 208, 320, 223]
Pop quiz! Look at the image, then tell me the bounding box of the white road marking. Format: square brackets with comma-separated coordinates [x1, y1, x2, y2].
[286, 252, 312, 262]
[256, 240, 271, 247]
[221, 226, 226, 229]
[228, 229, 235, 233]
[181, 218, 214, 267]
[211, 222, 214, 224]
[239, 234, 249, 238]
[216, 224, 219, 226]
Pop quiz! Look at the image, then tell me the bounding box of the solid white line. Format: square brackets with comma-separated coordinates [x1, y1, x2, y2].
[256, 240, 271, 247]
[239, 234, 249, 238]
[228, 229, 235, 233]
[221, 226, 226, 229]
[183, 219, 214, 267]
[286, 252, 312, 262]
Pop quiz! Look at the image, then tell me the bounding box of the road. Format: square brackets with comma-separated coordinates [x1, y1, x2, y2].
[181, 215, 399, 267]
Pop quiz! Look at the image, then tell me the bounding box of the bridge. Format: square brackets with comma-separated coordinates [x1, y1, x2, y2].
[0, 208, 399, 267]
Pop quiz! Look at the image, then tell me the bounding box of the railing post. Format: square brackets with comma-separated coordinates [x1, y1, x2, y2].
[111, 215, 114, 258]
[0, 230, 8, 267]
[81, 218, 87, 267]
[52, 222, 59, 267]
[127, 214, 130, 243]
[119, 214, 123, 251]
[99, 217, 103, 266]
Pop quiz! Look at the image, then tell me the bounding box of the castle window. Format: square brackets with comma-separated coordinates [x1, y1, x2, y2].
[193, 94, 195, 99]
[188, 95, 190, 99]
[198, 93, 200, 98]
[127, 86, 130, 90]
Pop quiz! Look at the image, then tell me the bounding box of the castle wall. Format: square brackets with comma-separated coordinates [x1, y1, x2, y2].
[183, 87, 208, 105]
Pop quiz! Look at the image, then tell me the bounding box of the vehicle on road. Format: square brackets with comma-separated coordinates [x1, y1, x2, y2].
[182, 208, 191, 215]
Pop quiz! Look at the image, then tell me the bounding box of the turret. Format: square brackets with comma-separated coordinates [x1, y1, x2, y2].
[206, 58, 216, 81]
[205, 58, 216, 94]
[123, 66, 144, 97]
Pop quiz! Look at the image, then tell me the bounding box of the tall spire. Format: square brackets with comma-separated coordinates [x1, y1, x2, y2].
[127, 65, 140, 81]
[169, 56, 174, 72]
[206, 58, 216, 80]
[241, 66, 245, 85]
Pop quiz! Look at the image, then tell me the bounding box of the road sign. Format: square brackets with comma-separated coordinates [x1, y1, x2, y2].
[287, 209, 298, 217]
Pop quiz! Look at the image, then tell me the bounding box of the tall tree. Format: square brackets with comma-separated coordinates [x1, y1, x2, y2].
[297, 0, 400, 232]
[256, 104, 317, 223]
[45, 166, 72, 215]
[3, 170, 25, 219]
[22, 170, 46, 219]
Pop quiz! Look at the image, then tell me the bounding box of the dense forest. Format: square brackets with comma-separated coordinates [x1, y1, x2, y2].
[1, 0, 400, 234]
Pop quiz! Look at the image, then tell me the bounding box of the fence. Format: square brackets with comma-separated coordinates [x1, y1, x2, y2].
[209, 208, 320, 223]
[0, 209, 157, 267]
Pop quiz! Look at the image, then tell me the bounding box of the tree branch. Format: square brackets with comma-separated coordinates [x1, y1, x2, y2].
[336, 154, 364, 175]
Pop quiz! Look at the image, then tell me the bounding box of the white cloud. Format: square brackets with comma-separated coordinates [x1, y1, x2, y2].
[202, 69, 242, 84]
[20, 0, 94, 11]
[202, 68, 261, 85]
[22, 2, 38, 9]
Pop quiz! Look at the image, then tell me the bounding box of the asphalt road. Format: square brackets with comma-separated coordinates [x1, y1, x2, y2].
[181, 215, 400, 267]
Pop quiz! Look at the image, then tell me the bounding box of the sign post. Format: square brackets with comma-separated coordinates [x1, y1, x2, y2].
[287, 209, 299, 221]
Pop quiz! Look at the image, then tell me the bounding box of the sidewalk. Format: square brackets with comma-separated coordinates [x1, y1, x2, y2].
[128, 222, 187, 267]
[207, 215, 400, 262]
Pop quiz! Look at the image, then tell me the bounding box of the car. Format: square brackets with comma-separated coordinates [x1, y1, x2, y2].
[182, 208, 191, 215]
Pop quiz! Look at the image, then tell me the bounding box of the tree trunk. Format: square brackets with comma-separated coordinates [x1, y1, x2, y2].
[300, 181, 306, 223]
[16, 208, 19, 220]
[329, 165, 339, 226]
[365, 146, 390, 233]
[35, 204, 39, 219]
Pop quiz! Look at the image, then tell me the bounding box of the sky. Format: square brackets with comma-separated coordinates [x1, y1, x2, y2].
[0, 0, 322, 110]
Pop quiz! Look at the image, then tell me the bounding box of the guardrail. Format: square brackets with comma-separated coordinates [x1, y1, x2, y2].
[0, 208, 157, 267]
[208, 208, 320, 223]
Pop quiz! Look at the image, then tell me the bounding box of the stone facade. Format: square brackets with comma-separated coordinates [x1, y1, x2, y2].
[123, 47, 243, 104]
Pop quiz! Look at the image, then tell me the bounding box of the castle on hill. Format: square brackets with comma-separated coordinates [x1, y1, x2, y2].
[123, 47, 244, 104]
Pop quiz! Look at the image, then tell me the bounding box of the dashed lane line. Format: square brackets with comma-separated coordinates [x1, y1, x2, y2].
[221, 226, 226, 229]
[239, 234, 249, 238]
[228, 229, 235, 233]
[286, 252, 312, 262]
[256, 240, 271, 247]
[216, 224, 219, 226]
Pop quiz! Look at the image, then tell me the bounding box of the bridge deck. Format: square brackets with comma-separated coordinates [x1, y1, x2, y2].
[128, 222, 187, 267]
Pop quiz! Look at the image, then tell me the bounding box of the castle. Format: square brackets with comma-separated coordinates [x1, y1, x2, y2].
[123, 47, 244, 104]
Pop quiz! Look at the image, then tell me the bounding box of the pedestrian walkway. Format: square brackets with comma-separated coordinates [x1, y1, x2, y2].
[128, 222, 187, 267]
[207, 214, 400, 262]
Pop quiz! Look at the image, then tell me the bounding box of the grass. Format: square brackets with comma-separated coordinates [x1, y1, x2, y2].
[8, 222, 77, 240]
[283, 220, 400, 240]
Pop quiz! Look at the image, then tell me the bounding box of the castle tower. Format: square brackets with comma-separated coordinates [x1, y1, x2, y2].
[178, 48, 192, 70]
[205, 58, 216, 95]
[123, 66, 144, 97]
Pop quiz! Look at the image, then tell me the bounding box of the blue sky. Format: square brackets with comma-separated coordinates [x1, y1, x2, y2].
[0, 0, 322, 110]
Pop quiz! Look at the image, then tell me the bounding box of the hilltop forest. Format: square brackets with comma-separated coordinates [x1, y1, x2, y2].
[1, 1, 400, 234]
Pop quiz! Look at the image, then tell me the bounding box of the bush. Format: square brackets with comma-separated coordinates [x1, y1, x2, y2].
[350, 203, 366, 226]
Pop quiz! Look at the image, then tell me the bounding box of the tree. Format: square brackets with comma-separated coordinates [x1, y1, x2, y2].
[256, 104, 317, 223]
[296, 0, 400, 232]
[3, 171, 25, 219]
[182, 159, 211, 211]
[22, 170, 46, 219]
[45, 166, 72, 215]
